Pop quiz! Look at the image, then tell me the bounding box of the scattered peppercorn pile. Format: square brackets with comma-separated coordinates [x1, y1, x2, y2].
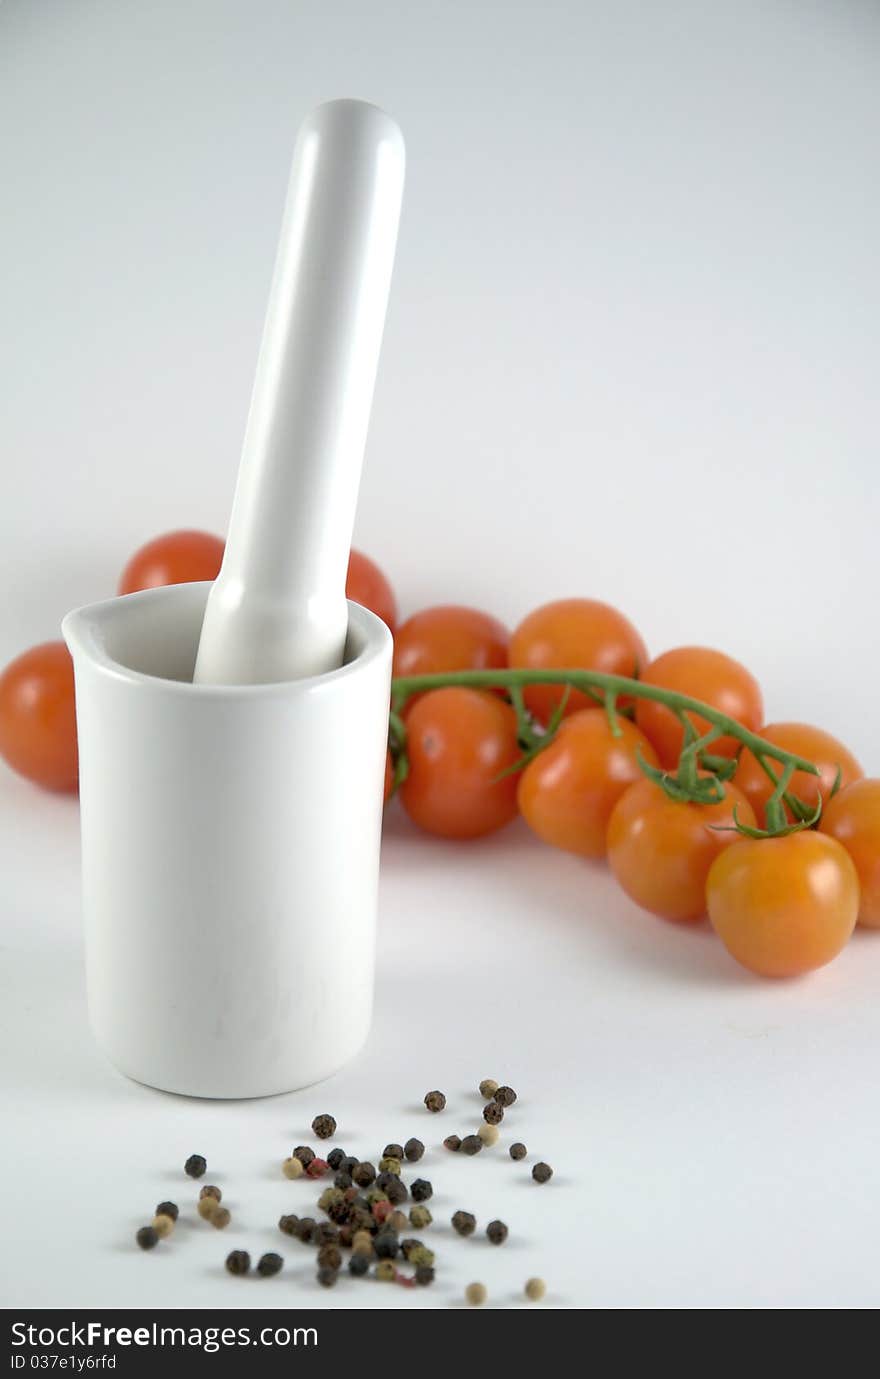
[132, 1080, 554, 1306]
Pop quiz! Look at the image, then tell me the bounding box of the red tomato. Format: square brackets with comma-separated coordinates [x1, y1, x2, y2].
[119, 530, 225, 594]
[0, 642, 78, 792]
[735, 722, 863, 828]
[635, 646, 763, 769]
[517, 711, 659, 858]
[400, 688, 520, 839]
[606, 777, 757, 923]
[707, 832, 859, 977]
[509, 598, 647, 725]
[819, 778, 880, 928]
[346, 549, 398, 634]
[392, 605, 508, 683]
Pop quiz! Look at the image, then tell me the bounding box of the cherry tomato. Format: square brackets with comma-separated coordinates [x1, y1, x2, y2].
[517, 711, 659, 858]
[346, 549, 398, 634]
[384, 749, 394, 803]
[734, 722, 863, 828]
[400, 688, 520, 839]
[606, 777, 757, 923]
[819, 778, 880, 928]
[509, 598, 647, 725]
[635, 646, 763, 769]
[0, 642, 78, 792]
[707, 832, 859, 977]
[392, 605, 508, 682]
[119, 529, 225, 594]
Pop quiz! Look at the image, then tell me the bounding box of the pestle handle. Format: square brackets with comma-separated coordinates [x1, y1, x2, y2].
[193, 100, 405, 684]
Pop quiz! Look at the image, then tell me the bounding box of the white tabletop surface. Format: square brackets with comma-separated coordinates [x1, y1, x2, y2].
[1, 0, 879, 1311]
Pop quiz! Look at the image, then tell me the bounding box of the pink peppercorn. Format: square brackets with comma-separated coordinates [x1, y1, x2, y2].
[306, 1157, 329, 1178]
[372, 1200, 394, 1224]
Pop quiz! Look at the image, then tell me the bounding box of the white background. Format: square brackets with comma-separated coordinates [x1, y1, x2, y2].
[1, 0, 879, 1310]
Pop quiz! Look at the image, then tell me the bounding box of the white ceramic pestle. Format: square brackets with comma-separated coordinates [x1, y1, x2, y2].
[193, 99, 405, 684]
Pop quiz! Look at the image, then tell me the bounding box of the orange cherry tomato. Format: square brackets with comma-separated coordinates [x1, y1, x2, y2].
[392, 605, 508, 682]
[606, 777, 757, 923]
[635, 646, 763, 769]
[517, 711, 659, 858]
[0, 642, 78, 792]
[400, 688, 520, 839]
[819, 778, 880, 928]
[509, 598, 647, 726]
[707, 832, 859, 977]
[383, 749, 394, 803]
[734, 722, 863, 828]
[346, 549, 398, 634]
[118, 529, 226, 594]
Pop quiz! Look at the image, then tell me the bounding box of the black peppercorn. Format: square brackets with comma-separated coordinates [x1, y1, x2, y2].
[424, 1090, 446, 1113]
[279, 1214, 299, 1236]
[155, 1201, 179, 1222]
[326, 1147, 346, 1171]
[509, 1142, 527, 1160]
[225, 1250, 250, 1276]
[415, 1265, 435, 1286]
[136, 1226, 159, 1251]
[184, 1154, 206, 1178]
[460, 1135, 482, 1156]
[327, 1198, 352, 1225]
[452, 1210, 476, 1237]
[373, 1229, 400, 1260]
[317, 1243, 342, 1270]
[257, 1252, 283, 1277]
[338, 1223, 355, 1248]
[294, 1217, 317, 1242]
[314, 1222, 339, 1246]
[487, 1219, 508, 1245]
[342, 1156, 359, 1174]
[311, 1114, 336, 1140]
[494, 1085, 517, 1107]
[334, 1170, 353, 1190]
[532, 1162, 553, 1184]
[292, 1145, 315, 1167]
[352, 1161, 376, 1187]
[349, 1252, 370, 1277]
[443, 1134, 461, 1153]
[317, 1266, 338, 1288]
[410, 1178, 433, 1203]
[383, 1142, 404, 1160]
[376, 1173, 407, 1205]
[482, 1100, 504, 1125]
[404, 1137, 425, 1162]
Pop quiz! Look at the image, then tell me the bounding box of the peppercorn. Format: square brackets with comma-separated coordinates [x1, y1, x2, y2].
[478, 1124, 499, 1147]
[314, 1222, 340, 1246]
[279, 1214, 299, 1236]
[400, 1238, 421, 1261]
[409, 1245, 434, 1268]
[373, 1229, 400, 1260]
[382, 1142, 404, 1160]
[326, 1147, 346, 1171]
[465, 1282, 487, 1306]
[225, 1250, 250, 1276]
[452, 1210, 476, 1237]
[306, 1157, 329, 1179]
[486, 1220, 508, 1245]
[311, 1114, 336, 1140]
[334, 1170, 353, 1191]
[388, 1209, 409, 1234]
[152, 1213, 174, 1238]
[349, 1206, 374, 1233]
[282, 1156, 304, 1180]
[525, 1277, 547, 1301]
[532, 1161, 553, 1184]
[379, 1156, 401, 1176]
[372, 1200, 394, 1225]
[317, 1266, 338, 1288]
[317, 1243, 342, 1271]
[352, 1229, 374, 1255]
[136, 1226, 159, 1251]
[375, 1260, 396, 1282]
[403, 1137, 425, 1163]
[318, 1186, 343, 1212]
[415, 1265, 435, 1287]
[352, 1161, 376, 1187]
[197, 1197, 218, 1221]
[294, 1217, 317, 1243]
[460, 1135, 482, 1156]
[479, 1078, 499, 1099]
[342, 1155, 359, 1174]
[366, 1188, 389, 1207]
[509, 1142, 527, 1161]
[424, 1090, 446, 1112]
[410, 1178, 433, 1203]
[292, 1145, 315, 1167]
[211, 1207, 231, 1229]
[409, 1205, 433, 1229]
[155, 1201, 179, 1222]
[184, 1154, 207, 1179]
[257, 1252, 284, 1277]
[338, 1223, 355, 1248]
[199, 1184, 222, 1202]
[443, 1134, 462, 1153]
[376, 1173, 407, 1204]
[328, 1199, 352, 1225]
[482, 1100, 504, 1125]
[349, 1253, 370, 1277]
[494, 1085, 517, 1107]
